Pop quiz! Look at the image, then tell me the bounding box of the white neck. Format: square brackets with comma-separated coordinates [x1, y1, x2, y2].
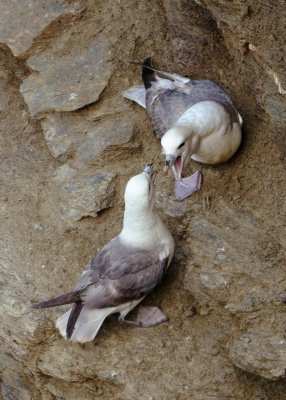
[120, 204, 174, 262]
[120, 206, 160, 246]
[169, 125, 191, 141]
[176, 101, 229, 137]
[173, 125, 199, 156]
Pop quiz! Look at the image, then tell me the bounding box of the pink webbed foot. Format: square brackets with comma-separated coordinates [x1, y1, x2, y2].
[174, 170, 202, 201]
[118, 306, 168, 328]
[136, 306, 168, 328]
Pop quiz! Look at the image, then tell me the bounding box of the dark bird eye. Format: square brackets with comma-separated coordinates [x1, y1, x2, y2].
[178, 141, 185, 149]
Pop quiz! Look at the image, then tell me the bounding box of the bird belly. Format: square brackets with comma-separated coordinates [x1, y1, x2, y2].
[191, 122, 241, 164]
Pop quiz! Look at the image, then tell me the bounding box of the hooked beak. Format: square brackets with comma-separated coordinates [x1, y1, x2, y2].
[163, 154, 175, 173]
[165, 154, 175, 167]
[164, 154, 184, 181]
[144, 162, 157, 183]
[144, 162, 153, 175]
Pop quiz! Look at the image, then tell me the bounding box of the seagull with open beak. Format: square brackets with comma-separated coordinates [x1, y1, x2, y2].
[161, 126, 193, 181]
[32, 163, 174, 343]
[123, 59, 242, 200]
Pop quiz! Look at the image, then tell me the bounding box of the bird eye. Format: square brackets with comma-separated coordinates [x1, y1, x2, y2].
[178, 141, 185, 149]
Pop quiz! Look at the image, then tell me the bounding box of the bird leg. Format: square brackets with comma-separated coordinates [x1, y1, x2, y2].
[119, 306, 168, 328]
[174, 170, 202, 201]
[118, 315, 142, 327]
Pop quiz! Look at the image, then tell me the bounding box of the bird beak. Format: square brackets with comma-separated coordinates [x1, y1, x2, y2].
[163, 154, 175, 173]
[144, 163, 157, 185]
[144, 162, 153, 176]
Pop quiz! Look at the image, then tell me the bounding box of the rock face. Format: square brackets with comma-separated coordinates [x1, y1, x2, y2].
[0, 0, 286, 399]
[0, 0, 85, 57]
[20, 35, 112, 115]
[52, 164, 116, 221]
[41, 113, 137, 163]
[229, 333, 286, 381]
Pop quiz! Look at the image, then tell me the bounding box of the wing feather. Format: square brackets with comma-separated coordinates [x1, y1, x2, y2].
[72, 237, 169, 309]
[147, 80, 240, 138]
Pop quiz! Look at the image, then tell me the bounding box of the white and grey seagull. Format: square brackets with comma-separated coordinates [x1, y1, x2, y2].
[123, 59, 243, 200]
[32, 163, 175, 343]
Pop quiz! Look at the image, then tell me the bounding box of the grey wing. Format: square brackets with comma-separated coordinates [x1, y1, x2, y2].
[188, 80, 240, 123]
[103, 253, 168, 306]
[74, 238, 118, 292]
[146, 89, 193, 138]
[146, 80, 240, 137]
[76, 251, 168, 309]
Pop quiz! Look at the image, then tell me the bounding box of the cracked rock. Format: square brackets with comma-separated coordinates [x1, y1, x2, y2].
[228, 333, 286, 380]
[52, 164, 116, 221]
[41, 113, 137, 163]
[0, 0, 85, 56]
[74, 117, 137, 165]
[41, 113, 86, 159]
[20, 34, 112, 115]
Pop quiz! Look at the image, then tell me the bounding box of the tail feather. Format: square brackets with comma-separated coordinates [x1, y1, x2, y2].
[142, 58, 157, 89]
[141, 59, 190, 90]
[31, 291, 79, 309]
[122, 85, 146, 108]
[55, 309, 71, 338]
[71, 308, 112, 343]
[56, 307, 113, 343]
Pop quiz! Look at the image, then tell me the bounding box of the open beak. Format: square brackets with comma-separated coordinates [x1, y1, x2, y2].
[144, 162, 158, 184]
[163, 154, 175, 173]
[165, 154, 175, 167]
[164, 154, 183, 181]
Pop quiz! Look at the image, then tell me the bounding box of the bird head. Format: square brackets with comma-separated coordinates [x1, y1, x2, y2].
[161, 127, 190, 180]
[124, 163, 156, 211]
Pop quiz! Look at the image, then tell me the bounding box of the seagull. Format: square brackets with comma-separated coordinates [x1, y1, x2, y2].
[32, 163, 175, 343]
[123, 59, 243, 200]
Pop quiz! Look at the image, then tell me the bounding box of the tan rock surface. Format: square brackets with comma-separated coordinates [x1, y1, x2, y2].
[0, 0, 286, 399]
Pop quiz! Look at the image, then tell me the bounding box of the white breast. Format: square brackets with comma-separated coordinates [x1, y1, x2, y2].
[177, 101, 242, 164]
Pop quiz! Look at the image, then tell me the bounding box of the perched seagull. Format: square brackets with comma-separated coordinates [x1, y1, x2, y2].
[123, 59, 243, 200]
[32, 164, 174, 343]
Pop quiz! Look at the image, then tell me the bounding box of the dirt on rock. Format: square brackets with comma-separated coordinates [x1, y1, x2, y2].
[0, 1, 286, 399]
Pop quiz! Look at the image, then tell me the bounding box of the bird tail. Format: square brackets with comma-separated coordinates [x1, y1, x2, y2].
[142, 59, 191, 87]
[122, 58, 188, 107]
[142, 58, 157, 89]
[31, 291, 79, 309]
[56, 306, 112, 343]
[122, 84, 147, 108]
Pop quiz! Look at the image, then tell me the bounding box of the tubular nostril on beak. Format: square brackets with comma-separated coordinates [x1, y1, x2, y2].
[144, 162, 154, 175]
[165, 154, 175, 168]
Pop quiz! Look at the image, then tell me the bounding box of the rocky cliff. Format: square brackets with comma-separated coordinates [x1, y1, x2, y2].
[0, 1, 285, 399]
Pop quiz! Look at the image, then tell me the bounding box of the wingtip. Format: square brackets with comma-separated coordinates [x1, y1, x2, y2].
[66, 302, 84, 339]
[31, 302, 41, 309]
[142, 58, 156, 89]
[66, 327, 73, 339]
[143, 57, 153, 67]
